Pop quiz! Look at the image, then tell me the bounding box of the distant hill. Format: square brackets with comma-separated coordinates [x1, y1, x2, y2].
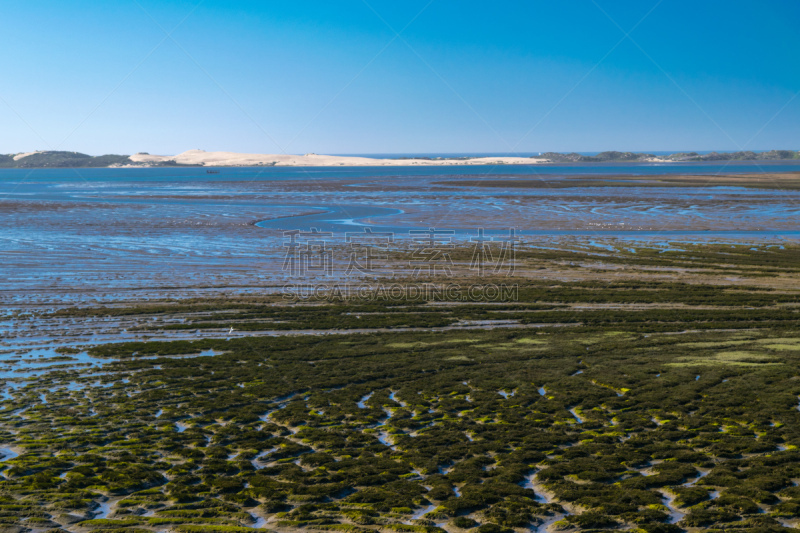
[541, 150, 800, 163]
[663, 150, 800, 162]
[0, 151, 132, 168]
[541, 151, 654, 162]
[0, 149, 798, 168]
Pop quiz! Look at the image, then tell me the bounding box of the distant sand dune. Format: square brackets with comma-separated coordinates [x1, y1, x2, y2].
[127, 149, 549, 167]
[13, 151, 43, 161]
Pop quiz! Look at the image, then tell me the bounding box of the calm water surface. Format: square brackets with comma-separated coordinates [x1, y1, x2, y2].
[2, 163, 800, 297]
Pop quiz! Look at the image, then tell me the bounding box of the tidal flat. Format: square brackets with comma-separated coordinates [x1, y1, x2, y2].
[3, 164, 800, 301]
[3, 243, 800, 533]
[4, 166, 800, 533]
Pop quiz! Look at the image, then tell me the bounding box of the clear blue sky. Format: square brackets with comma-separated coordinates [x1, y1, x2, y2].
[1, 0, 798, 155]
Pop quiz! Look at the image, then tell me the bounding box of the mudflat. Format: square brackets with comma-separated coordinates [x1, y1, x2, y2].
[3, 165, 800, 532]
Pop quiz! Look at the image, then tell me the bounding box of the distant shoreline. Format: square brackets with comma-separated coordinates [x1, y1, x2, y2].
[1, 148, 798, 169]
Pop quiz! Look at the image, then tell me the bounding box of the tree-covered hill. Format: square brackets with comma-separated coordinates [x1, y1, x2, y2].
[540, 150, 800, 163]
[0, 151, 132, 168]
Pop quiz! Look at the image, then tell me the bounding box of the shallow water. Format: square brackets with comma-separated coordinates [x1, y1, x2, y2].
[251, 448, 276, 470]
[3, 165, 800, 300]
[0, 347, 115, 380]
[521, 472, 552, 504]
[377, 432, 394, 448]
[249, 513, 269, 528]
[659, 490, 686, 524]
[0, 448, 19, 462]
[522, 472, 567, 532]
[534, 513, 567, 533]
[406, 503, 438, 522]
[92, 499, 114, 519]
[357, 392, 373, 409]
[389, 391, 406, 407]
[683, 469, 710, 487]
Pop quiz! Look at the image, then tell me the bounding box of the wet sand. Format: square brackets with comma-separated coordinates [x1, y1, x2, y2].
[2, 169, 800, 305]
[2, 166, 800, 532]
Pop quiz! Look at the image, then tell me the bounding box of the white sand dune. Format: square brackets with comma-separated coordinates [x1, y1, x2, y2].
[13, 151, 43, 161]
[127, 149, 549, 167]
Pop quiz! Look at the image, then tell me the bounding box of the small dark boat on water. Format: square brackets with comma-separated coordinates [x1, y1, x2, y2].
[206, 169, 220, 174]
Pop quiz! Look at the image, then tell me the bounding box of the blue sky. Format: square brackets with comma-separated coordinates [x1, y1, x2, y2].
[0, 0, 798, 155]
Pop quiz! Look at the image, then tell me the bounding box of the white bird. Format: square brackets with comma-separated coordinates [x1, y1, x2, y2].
[228, 326, 235, 334]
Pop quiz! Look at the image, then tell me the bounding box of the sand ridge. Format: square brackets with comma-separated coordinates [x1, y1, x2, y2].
[127, 149, 552, 167]
[12, 151, 43, 161]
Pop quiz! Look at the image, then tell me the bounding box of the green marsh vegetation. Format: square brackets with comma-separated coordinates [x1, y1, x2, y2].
[4, 244, 800, 532]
